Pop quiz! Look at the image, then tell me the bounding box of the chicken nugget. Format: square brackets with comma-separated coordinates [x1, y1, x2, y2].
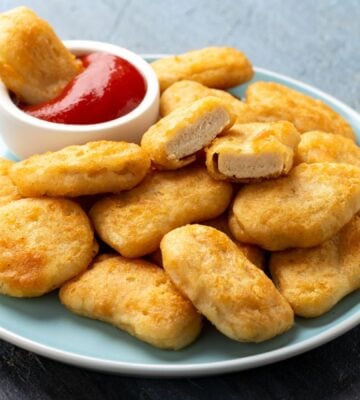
[205, 215, 266, 270]
[0, 158, 20, 207]
[229, 163, 360, 251]
[150, 215, 266, 270]
[141, 96, 236, 170]
[90, 166, 233, 258]
[151, 47, 253, 92]
[295, 131, 360, 167]
[206, 121, 301, 182]
[270, 214, 360, 317]
[0, 198, 97, 297]
[160, 80, 256, 123]
[246, 82, 355, 140]
[161, 225, 293, 342]
[10, 141, 150, 197]
[60, 255, 202, 350]
[0, 7, 82, 105]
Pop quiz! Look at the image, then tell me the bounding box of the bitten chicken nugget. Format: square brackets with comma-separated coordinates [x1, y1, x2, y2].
[90, 166, 233, 258]
[229, 163, 360, 251]
[161, 225, 293, 342]
[295, 131, 360, 167]
[60, 255, 202, 350]
[206, 121, 300, 182]
[205, 215, 266, 270]
[0, 7, 82, 105]
[270, 214, 360, 317]
[10, 141, 150, 197]
[0, 158, 20, 207]
[141, 96, 236, 170]
[151, 47, 253, 92]
[160, 80, 256, 123]
[0, 198, 97, 297]
[246, 82, 355, 140]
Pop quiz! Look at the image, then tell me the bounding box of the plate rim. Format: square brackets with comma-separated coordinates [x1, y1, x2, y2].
[0, 58, 359, 377]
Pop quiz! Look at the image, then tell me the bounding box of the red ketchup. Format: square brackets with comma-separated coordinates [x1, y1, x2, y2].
[21, 52, 146, 124]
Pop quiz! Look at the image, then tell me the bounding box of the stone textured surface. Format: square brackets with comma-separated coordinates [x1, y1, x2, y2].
[0, 1, 359, 399]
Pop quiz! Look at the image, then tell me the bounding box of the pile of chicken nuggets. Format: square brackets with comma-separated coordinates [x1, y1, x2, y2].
[0, 46, 359, 351]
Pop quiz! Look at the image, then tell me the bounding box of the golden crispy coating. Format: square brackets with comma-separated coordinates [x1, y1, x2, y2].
[229, 163, 360, 251]
[206, 121, 301, 182]
[270, 214, 360, 317]
[90, 166, 233, 258]
[60, 255, 202, 350]
[151, 47, 253, 92]
[0, 158, 21, 207]
[295, 131, 360, 166]
[141, 96, 236, 170]
[0, 198, 97, 297]
[10, 141, 150, 197]
[160, 80, 257, 123]
[205, 215, 266, 270]
[0, 7, 82, 105]
[161, 225, 293, 342]
[246, 82, 355, 140]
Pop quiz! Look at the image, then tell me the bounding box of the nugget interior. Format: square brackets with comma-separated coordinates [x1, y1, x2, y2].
[216, 152, 283, 178]
[206, 121, 300, 182]
[166, 108, 230, 160]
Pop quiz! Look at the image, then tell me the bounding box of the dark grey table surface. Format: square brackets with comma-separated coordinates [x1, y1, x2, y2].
[0, 1, 359, 399]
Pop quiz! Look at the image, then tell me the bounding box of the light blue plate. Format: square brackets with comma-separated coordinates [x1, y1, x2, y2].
[0, 56, 359, 377]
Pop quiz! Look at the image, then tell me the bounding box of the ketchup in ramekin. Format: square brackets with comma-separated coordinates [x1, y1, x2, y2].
[21, 52, 146, 125]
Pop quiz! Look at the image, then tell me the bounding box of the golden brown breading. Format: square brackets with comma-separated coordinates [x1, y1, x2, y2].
[161, 225, 293, 342]
[0, 7, 82, 105]
[60, 255, 202, 350]
[141, 96, 236, 170]
[295, 131, 360, 166]
[160, 80, 257, 123]
[270, 214, 360, 318]
[229, 163, 360, 251]
[205, 215, 266, 270]
[206, 121, 301, 182]
[0, 198, 97, 297]
[0, 158, 21, 207]
[90, 166, 233, 258]
[245, 82, 355, 140]
[151, 47, 253, 92]
[10, 141, 150, 197]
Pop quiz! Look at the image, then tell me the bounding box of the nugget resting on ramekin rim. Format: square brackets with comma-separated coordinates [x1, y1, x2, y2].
[160, 80, 257, 123]
[229, 162, 360, 251]
[10, 141, 151, 197]
[141, 96, 236, 170]
[0, 198, 97, 297]
[0, 6, 82, 105]
[0, 158, 21, 207]
[206, 121, 301, 182]
[60, 255, 202, 350]
[151, 47, 254, 92]
[161, 225, 294, 343]
[204, 215, 266, 270]
[90, 166, 233, 258]
[245, 82, 355, 140]
[270, 214, 360, 318]
[295, 131, 360, 166]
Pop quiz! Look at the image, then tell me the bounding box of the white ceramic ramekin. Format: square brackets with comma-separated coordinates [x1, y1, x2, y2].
[0, 40, 160, 159]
